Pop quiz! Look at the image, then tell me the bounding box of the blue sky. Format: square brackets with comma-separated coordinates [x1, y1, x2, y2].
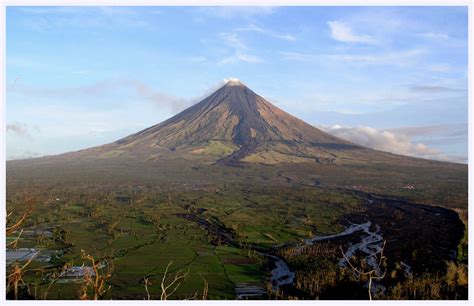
[6, 6, 468, 163]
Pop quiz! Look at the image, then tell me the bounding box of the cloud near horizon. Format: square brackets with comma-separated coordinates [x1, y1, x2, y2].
[319, 124, 466, 164]
[410, 85, 465, 93]
[7, 150, 41, 160]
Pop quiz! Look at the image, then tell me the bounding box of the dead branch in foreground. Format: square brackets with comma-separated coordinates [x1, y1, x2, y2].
[160, 261, 189, 300]
[143, 261, 209, 300]
[340, 240, 387, 300]
[6, 251, 39, 300]
[79, 250, 114, 300]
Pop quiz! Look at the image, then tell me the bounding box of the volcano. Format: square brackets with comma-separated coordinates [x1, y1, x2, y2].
[14, 79, 465, 171]
[117, 79, 351, 148]
[47, 78, 462, 168]
[66, 79, 382, 165]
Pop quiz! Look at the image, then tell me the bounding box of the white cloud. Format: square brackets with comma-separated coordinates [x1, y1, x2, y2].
[219, 52, 263, 65]
[418, 32, 451, 41]
[320, 124, 466, 163]
[7, 150, 40, 161]
[217, 32, 263, 65]
[387, 124, 467, 138]
[219, 32, 248, 50]
[224, 77, 241, 84]
[279, 51, 320, 62]
[428, 64, 454, 73]
[387, 124, 467, 150]
[236, 24, 296, 41]
[17, 7, 82, 15]
[329, 48, 424, 65]
[196, 7, 276, 19]
[98, 7, 140, 16]
[17, 7, 150, 31]
[327, 20, 376, 44]
[410, 85, 464, 93]
[416, 31, 466, 48]
[280, 48, 425, 66]
[185, 56, 207, 63]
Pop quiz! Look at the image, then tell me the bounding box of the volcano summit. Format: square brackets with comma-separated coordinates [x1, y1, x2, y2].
[105, 78, 356, 164]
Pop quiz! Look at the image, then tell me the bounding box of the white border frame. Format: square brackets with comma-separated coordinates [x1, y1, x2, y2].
[1, 1, 472, 305]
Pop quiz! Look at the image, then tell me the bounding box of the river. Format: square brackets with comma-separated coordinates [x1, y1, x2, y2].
[267, 221, 385, 292]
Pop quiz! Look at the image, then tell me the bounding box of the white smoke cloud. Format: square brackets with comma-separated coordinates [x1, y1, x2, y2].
[6, 122, 40, 139]
[6, 123, 29, 136]
[8, 79, 191, 113]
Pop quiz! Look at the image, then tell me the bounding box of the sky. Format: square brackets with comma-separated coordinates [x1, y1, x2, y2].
[6, 6, 468, 163]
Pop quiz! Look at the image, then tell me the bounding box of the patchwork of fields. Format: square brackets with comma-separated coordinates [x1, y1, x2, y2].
[6, 179, 466, 299]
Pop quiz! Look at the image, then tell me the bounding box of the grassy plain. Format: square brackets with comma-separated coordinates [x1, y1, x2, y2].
[6, 156, 468, 299]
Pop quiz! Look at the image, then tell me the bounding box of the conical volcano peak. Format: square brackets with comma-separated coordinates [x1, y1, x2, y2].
[107, 79, 356, 164]
[224, 78, 245, 87]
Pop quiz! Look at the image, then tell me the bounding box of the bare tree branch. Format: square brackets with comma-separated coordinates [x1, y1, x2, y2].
[160, 261, 189, 300]
[340, 240, 387, 300]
